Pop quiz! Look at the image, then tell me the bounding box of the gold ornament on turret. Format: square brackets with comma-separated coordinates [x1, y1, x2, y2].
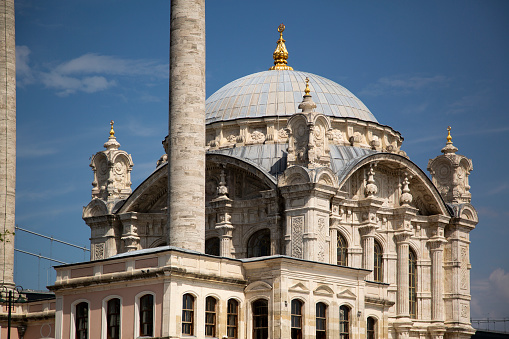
[269, 23, 293, 70]
[110, 120, 115, 137]
[446, 126, 452, 143]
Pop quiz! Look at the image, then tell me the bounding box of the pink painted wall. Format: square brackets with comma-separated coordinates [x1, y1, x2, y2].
[0, 327, 20, 339]
[24, 322, 55, 339]
[62, 282, 163, 339]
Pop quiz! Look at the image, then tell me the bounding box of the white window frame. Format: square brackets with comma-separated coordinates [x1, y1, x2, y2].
[101, 295, 123, 339]
[134, 291, 156, 338]
[70, 299, 90, 339]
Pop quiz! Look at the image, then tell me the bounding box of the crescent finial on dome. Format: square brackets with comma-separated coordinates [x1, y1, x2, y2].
[269, 23, 293, 71]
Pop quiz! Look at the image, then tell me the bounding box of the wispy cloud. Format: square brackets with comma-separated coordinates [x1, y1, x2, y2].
[16, 46, 168, 96]
[446, 90, 488, 115]
[471, 268, 509, 319]
[17, 185, 76, 202]
[406, 126, 509, 145]
[360, 74, 449, 96]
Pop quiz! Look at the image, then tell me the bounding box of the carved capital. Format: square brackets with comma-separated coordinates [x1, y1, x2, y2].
[394, 230, 412, 244]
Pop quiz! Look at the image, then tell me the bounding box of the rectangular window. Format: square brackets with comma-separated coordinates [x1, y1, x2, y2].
[182, 294, 194, 336]
[205, 297, 217, 337]
[107, 298, 120, 339]
[316, 302, 327, 339]
[140, 294, 153, 337]
[227, 299, 238, 339]
[75, 302, 88, 339]
[291, 300, 303, 339]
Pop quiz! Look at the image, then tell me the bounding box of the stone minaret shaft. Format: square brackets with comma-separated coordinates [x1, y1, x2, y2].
[167, 0, 206, 252]
[0, 0, 16, 287]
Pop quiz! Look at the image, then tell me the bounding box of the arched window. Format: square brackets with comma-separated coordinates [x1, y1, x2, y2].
[374, 240, 383, 282]
[182, 294, 195, 336]
[315, 302, 327, 339]
[409, 249, 417, 318]
[75, 302, 88, 339]
[106, 298, 121, 339]
[252, 299, 268, 339]
[205, 237, 220, 256]
[339, 305, 350, 339]
[205, 297, 217, 337]
[247, 229, 271, 258]
[139, 294, 154, 337]
[227, 299, 239, 339]
[291, 299, 303, 339]
[337, 233, 348, 266]
[367, 317, 377, 339]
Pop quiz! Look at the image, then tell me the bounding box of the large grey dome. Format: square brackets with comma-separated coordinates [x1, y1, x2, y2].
[205, 70, 377, 124]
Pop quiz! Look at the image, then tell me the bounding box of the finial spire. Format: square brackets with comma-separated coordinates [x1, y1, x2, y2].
[104, 120, 120, 150]
[304, 77, 311, 95]
[269, 23, 293, 71]
[441, 125, 458, 154]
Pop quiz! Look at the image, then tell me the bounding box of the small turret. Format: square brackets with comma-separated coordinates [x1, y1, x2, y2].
[90, 121, 134, 202]
[427, 126, 473, 204]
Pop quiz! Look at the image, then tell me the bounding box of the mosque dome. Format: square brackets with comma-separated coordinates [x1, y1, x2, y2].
[205, 70, 377, 124]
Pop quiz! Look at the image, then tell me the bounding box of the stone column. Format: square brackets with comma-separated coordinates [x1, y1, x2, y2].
[329, 216, 339, 265]
[0, 0, 16, 288]
[395, 231, 412, 318]
[429, 237, 446, 322]
[359, 225, 376, 280]
[167, 0, 206, 252]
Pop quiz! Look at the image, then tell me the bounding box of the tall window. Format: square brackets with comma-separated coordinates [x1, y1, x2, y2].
[139, 294, 154, 337]
[374, 240, 383, 282]
[337, 233, 348, 266]
[315, 302, 327, 339]
[182, 294, 195, 336]
[339, 305, 350, 339]
[75, 302, 88, 339]
[252, 299, 268, 339]
[107, 298, 121, 339]
[291, 299, 303, 339]
[227, 299, 239, 339]
[367, 317, 377, 339]
[247, 229, 271, 258]
[409, 249, 417, 318]
[205, 297, 217, 337]
[205, 237, 220, 256]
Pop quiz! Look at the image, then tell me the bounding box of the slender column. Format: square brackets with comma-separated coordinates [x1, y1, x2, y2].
[395, 231, 412, 318]
[329, 220, 338, 265]
[359, 223, 377, 280]
[167, 0, 206, 252]
[429, 237, 446, 322]
[0, 0, 16, 288]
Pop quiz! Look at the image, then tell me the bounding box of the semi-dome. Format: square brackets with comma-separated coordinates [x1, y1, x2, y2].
[205, 70, 377, 124]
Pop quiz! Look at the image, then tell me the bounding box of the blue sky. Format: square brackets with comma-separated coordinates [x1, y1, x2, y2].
[13, 0, 509, 320]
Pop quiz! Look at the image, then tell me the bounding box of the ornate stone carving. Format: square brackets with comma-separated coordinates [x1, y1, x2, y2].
[400, 172, 413, 205]
[317, 217, 326, 262]
[365, 164, 378, 197]
[427, 127, 473, 204]
[460, 246, 468, 290]
[94, 243, 104, 260]
[292, 216, 304, 259]
[250, 130, 266, 144]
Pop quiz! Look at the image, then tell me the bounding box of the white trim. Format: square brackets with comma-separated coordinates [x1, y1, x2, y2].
[70, 299, 90, 339]
[134, 291, 156, 338]
[101, 295, 123, 339]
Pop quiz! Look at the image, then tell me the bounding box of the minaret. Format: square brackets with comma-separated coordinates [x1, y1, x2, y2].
[0, 0, 16, 288]
[167, 0, 206, 252]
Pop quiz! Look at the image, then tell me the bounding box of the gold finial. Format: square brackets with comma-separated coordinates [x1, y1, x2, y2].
[269, 23, 293, 71]
[446, 126, 452, 143]
[304, 77, 310, 95]
[110, 120, 115, 137]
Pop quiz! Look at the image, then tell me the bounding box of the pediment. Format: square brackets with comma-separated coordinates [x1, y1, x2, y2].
[313, 284, 334, 296]
[337, 288, 357, 299]
[245, 281, 272, 293]
[288, 282, 310, 294]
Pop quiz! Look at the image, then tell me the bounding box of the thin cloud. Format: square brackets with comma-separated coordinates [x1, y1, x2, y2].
[16, 45, 35, 86]
[360, 74, 449, 96]
[446, 90, 488, 115]
[406, 126, 509, 145]
[17, 185, 76, 202]
[15, 46, 168, 96]
[471, 268, 509, 319]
